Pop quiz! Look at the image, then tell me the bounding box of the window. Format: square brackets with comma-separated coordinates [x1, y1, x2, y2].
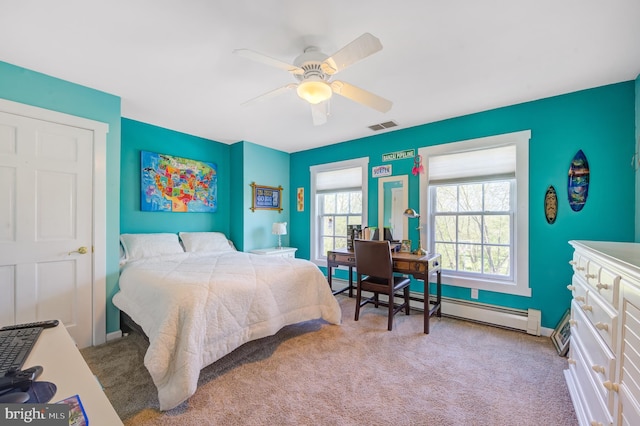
[419, 131, 530, 296]
[310, 158, 368, 265]
[431, 180, 513, 278]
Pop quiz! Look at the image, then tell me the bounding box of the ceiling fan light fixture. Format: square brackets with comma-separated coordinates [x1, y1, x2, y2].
[296, 80, 332, 104]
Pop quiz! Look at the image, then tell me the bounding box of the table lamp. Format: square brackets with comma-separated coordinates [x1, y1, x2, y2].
[272, 222, 287, 249]
[403, 208, 427, 255]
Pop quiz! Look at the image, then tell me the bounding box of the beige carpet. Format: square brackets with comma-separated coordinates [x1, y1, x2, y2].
[81, 296, 578, 425]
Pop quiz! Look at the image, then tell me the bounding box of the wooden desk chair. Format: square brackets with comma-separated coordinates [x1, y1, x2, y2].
[353, 239, 411, 331]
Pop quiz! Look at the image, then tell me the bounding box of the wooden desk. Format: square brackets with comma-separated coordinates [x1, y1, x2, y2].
[24, 323, 123, 425]
[326, 248, 442, 334]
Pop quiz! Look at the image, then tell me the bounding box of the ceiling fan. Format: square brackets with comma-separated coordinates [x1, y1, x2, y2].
[233, 33, 392, 126]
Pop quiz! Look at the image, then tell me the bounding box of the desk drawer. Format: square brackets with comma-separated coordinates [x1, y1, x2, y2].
[327, 252, 355, 266]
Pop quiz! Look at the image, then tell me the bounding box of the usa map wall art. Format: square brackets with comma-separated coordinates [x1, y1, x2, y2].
[141, 151, 217, 212]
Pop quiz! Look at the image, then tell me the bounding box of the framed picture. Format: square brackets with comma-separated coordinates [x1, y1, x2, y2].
[250, 182, 283, 213]
[400, 240, 412, 253]
[140, 151, 217, 212]
[551, 309, 571, 356]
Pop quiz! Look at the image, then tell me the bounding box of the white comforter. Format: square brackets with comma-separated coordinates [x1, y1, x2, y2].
[112, 251, 341, 410]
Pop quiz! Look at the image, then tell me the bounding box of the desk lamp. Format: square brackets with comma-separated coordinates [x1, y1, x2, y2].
[403, 208, 427, 256]
[272, 222, 287, 249]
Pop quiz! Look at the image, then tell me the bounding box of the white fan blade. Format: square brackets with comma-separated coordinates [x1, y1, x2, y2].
[233, 49, 304, 75]
[321, 33, 383, 75]
[241, 83, 297, 107]
[310, 101, 329, 126]
[330, 81, 392, 113]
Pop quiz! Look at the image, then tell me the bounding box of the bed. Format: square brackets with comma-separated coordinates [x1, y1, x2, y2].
[112, 232, 342, 411]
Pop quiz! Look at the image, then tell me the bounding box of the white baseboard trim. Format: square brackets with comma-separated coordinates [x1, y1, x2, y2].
[333, 279, 542, 336]
[106, 329, 122, 342]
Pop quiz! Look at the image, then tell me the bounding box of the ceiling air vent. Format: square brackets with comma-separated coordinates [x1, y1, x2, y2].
[368, 120, 398, 131]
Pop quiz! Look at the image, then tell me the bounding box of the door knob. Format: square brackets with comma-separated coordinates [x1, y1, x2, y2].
[69, 246, 88, 255]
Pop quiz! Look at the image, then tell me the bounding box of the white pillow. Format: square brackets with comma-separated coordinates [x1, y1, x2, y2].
[179, 232, 235, 252]
[120, 233, 184, 261]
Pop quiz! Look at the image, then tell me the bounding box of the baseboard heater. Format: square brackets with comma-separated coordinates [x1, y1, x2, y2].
[335, 279, 541, 335]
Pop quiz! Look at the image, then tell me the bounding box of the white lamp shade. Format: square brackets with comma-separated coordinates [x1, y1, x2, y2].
[296, 80, 332, 104]
[272, 222, 287, 235]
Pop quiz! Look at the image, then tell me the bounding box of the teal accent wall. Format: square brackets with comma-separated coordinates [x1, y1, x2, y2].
[231, 141, 290, 252]
[290, 81, 636, 329]
[120, 118, 231, 235]
[0, 61, 122, 333]
[230, 142, 245, 250]
[635, 74, 640, 242]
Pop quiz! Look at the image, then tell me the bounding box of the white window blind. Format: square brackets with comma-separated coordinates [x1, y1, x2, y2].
[316, 167, 362, 192]
[428, 145, 516, 184]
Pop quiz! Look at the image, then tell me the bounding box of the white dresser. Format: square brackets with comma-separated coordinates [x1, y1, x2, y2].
[249, 247, 297, 258]
[565, 240, 640, 426]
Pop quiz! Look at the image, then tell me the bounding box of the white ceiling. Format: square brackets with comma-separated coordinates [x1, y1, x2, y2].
[1, 0, 639, 153]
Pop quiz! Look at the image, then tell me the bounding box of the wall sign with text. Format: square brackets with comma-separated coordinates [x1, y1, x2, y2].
[250, 182, 283, 213]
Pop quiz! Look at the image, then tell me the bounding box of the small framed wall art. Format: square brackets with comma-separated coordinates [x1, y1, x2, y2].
[550, 309, 571, 356]
[250, 182, 283, 213]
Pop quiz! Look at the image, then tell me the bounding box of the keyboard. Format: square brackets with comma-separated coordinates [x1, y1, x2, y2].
[0, 327, 43, 376]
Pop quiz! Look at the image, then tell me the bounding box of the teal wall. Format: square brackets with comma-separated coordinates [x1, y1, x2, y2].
[290, 82, 636, 329]
[230, 142, 245, 250]
[635, 74, 640, 242]
[230, 141, 290, 252]
[0, 61, 123, 334]
[120, 118, 231, 235]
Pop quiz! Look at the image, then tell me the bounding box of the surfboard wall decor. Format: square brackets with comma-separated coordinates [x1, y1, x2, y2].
[567, 149, 590, 212]
[545, 185, 558, 224]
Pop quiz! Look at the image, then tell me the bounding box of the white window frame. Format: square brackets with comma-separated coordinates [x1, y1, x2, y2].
[419, 130, 531, 297]
[310, 157, 369, 267]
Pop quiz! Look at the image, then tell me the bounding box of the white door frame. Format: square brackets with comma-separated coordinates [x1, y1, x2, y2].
[0, 98, 109, 346]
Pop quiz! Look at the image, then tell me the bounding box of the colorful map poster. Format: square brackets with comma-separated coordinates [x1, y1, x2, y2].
[141, 151, 217, 212]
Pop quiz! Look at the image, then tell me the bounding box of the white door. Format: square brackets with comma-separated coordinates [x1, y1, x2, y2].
[0, 111, 93, 348]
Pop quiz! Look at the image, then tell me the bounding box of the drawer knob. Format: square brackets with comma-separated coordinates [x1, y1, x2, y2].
[568, 260, 577, 266]
[567, 358, 576, 365]
[603, 381, 619, 392]
[566, 285, 575, 291]
[596, 283, 609, 291]
[590, 422, 603, 426]
[576, 266, 585, 271]
[591, 365, 606, 374]
[574, 296, 585, 302]
[584, 273, 596, 279]
[569, 319, 577, 326]
[581, 304, 593, 312]
[595, 322, 608, 331]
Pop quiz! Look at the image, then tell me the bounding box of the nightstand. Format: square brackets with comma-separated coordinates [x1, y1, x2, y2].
[249, 247, 297, 258]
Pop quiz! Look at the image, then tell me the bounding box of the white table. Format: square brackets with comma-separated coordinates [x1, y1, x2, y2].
[249, 247, 297, 258]
[23, 323, 122, 425]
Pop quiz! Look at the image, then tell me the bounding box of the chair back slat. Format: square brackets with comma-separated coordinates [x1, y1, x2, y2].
[354, 240, 393, 280]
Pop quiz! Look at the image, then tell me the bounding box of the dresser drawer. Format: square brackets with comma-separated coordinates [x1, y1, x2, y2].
[571, 301, 616, 413]
[576, 253, 620, 310]
[568, 275, 588, 305]
[567, 334, 614, 426]
[574, 290, 618, 351]
[595, 267, 620, 309]
[570, 252, 587, 274]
